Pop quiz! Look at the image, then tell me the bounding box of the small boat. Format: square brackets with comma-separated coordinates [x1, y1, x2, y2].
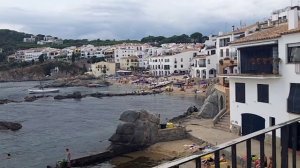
[28, 88, 59, 94]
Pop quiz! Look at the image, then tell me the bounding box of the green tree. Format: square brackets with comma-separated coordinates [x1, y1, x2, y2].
[38, 54, 44, 63]
[190, 32, 203, 43]
[201, 36, 209, 43]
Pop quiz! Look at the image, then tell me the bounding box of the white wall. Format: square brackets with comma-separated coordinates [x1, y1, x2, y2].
[149, 50, 196, 76]
[229, 32, 300, 135]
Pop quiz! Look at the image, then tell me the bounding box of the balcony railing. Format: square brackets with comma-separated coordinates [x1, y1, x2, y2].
[155, 117, 300, 168]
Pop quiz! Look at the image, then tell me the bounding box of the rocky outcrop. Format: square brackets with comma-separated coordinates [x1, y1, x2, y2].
[198, 89, 219, 118]
[170, 106, 199, 122]
[44, 77, 110, 88]
[24, 95, 52, 102]
[109, 110, 160, 154]
[0, 99, 18, 105]
[0, 121, 22, 131]
[54, 91, 84, 100]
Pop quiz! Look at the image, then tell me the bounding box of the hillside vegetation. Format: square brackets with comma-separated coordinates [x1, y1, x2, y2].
[0, 61, 85, 82]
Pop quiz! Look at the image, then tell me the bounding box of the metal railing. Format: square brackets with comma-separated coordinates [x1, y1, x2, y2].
[154, 117, 300, 168]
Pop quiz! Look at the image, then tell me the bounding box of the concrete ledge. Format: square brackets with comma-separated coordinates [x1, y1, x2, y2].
[157, 127, 187, 142]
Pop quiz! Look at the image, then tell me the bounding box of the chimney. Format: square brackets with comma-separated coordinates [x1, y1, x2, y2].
[232, 25, 235, 31]
[245, 30, 249, 36]
[288, 7, 299, 30]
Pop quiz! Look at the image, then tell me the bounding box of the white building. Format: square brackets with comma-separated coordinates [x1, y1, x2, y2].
[191, 35, 218, 79]
[80, 45, 97, 58]
[23, 36, 36, 43]
[221, 7, 300, 145]
[271, 6, 300, 24]
[113, 43, 151, 69]
[37, 36, 63, 45]
[149, 50, 197, 76]
[23, 50, 43, 62]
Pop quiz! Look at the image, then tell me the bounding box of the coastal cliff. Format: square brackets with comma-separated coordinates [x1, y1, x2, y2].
[0, 61, 85, 82]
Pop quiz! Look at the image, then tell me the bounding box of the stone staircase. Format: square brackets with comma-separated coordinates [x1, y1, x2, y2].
[214, 113, 231, 132]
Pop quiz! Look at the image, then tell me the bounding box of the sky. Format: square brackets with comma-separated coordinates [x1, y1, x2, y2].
[0, 0, 293, 40]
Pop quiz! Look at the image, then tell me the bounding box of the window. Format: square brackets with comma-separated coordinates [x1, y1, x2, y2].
[181, 64, 183, 68]
[208, 59, 210, 64]
[219, 38, 230, 47]
[211, 50, 216, 55]
[288, 83, 300, 114]
[287, 43, 300, 63]
[226, 49, 229, 57]
[220, 49, 223, 57]
[164, 65, 170, 70]
[174, 65, 177, 68]
[181, 58, 183, 62]
[235, 83, 245, 103]
[257, 84, 269, 103]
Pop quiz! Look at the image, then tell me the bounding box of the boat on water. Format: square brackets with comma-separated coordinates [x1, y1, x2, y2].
[28, 88, 59, 94]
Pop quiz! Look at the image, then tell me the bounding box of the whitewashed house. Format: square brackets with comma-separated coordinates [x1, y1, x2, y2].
[221, 7, 300, 147]
[80, 45, 97, 58]
[149, 50, 197, 76]
[23, 36, 36, 43]
[23, 50, 43, 62]
[191, 35, 218, 79]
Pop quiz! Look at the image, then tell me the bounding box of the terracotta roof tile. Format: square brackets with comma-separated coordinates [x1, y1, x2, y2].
[232, 23, 300, 44]
[219, 24, 257, 37]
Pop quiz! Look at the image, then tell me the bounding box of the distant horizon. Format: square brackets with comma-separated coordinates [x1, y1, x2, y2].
[0, 0, 292, 40]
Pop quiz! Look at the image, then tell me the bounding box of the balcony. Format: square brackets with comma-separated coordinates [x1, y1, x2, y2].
[199, 63, 206, 68]
[156, 117, 300, 168]
[219, 45, 281, 79]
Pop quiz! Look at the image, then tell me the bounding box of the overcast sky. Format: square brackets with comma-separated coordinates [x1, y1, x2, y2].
[0, 0, 293, 40]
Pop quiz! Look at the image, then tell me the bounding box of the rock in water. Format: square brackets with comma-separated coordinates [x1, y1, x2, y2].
[0, 121, 22, 131]
[109, 110, 160, 154]
[198, 90, 219, 118]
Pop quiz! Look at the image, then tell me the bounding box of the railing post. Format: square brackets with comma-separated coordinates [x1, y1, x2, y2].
[214, 150, 220, 168]
[292, 123, 297, 168]
[270, 117, 276, 168]
[246, 139, 252, 168]
[195, 157, 201, 168]
[281, 125, 289, 168]
[231, 144, 237, 168]
[259, 136, 265, 168]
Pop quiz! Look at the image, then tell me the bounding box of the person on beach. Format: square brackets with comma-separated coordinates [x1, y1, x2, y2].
[66, 148, 71, 168]
[220, 153, 226, 162]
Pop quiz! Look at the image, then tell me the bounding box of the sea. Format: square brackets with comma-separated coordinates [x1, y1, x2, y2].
[0, 81, 203, 168]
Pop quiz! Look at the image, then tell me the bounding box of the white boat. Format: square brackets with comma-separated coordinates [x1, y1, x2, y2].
[28, 88, 59, 94]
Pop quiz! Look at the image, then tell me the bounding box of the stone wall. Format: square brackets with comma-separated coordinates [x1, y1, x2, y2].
[157, 127, 187, 142]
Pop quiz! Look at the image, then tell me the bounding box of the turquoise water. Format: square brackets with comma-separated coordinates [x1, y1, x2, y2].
[0, 81, 203, 168]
